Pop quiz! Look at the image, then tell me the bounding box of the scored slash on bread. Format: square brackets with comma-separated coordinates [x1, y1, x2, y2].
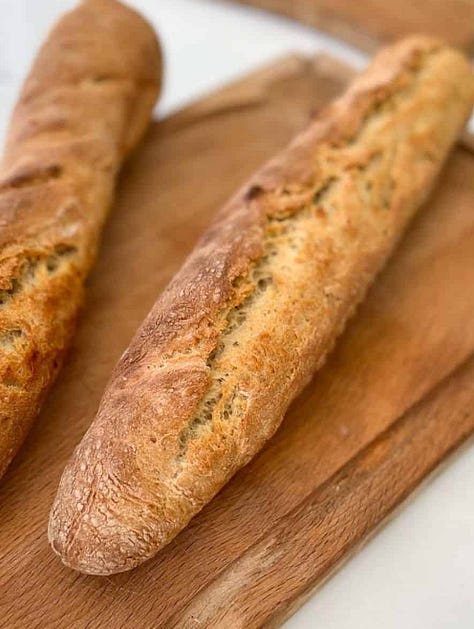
[48, 36, 474, 575]
[0, 0, 161, 478]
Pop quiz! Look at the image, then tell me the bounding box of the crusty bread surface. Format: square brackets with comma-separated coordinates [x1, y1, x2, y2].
[49, 36, 474, 575]
[0, 0, 161, 478]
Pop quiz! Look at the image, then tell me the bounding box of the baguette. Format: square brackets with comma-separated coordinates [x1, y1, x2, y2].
[49, 37, 474, 575]
[0, 0, 161, 477]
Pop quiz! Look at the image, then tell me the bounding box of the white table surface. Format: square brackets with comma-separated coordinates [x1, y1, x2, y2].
[1, 1, 473, 627]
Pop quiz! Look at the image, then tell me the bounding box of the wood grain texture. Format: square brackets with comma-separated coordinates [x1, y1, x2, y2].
[170, 354, 474, 629]
[227, 0, 474, 53]
[1, 54, 474, 627]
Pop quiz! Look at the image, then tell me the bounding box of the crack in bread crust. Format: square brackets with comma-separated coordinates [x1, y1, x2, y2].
[173, 46, 441, 467]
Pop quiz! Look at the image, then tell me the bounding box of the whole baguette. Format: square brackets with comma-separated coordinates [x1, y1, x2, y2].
[49, 37, 474, 575]
[0, 0, 161, 477]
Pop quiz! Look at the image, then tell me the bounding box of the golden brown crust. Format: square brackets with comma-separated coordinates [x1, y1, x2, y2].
[49, 36, 474, 575]
[0, 0, 161, 477]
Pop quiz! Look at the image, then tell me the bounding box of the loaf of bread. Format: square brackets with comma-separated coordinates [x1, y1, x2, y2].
[49, 37, 474, 575]
[0, 0, 161, 478]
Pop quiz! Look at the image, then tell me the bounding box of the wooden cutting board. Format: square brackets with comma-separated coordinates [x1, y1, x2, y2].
[228, 0, 474, 53]
[1, 54, 474, 628]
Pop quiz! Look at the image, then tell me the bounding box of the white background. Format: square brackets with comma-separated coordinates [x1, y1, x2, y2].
[0, 1, 473, 627]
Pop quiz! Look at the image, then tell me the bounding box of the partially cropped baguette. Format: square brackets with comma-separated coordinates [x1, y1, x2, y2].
[0, 0, 161, 477]
[49, 37, 474, 575]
